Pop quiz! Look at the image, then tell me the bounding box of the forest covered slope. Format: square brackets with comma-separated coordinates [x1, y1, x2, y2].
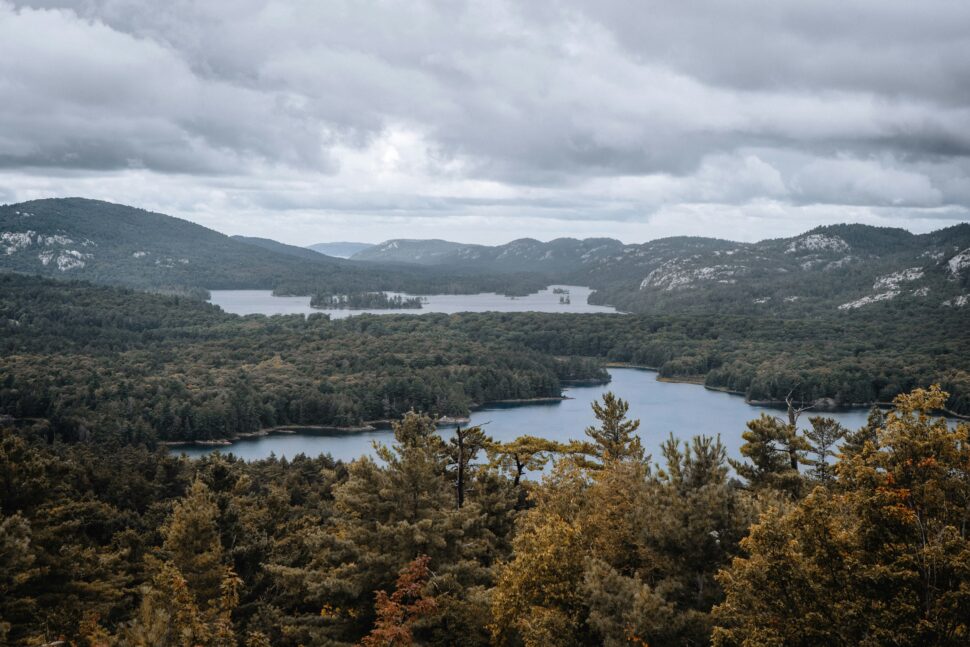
[0, 198, 549, 297]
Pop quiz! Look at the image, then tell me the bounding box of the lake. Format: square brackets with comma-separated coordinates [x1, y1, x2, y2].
[208, 285, 619, 317]
[175, 367, 877, 465]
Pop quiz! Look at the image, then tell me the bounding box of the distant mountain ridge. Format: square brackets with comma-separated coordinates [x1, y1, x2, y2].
[352, 237, 626, 274]
[307, 241, 374, 258]
[233, 235, 332, 262]
[354, 225, 970, 314]
[2, 197, 968, 315]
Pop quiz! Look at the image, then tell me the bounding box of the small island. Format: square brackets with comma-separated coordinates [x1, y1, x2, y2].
[311, 291, 424, 309]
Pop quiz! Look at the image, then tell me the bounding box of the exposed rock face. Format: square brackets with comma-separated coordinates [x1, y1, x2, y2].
[874, 268, 923, 290]
[839, 291, 898, 310]
[948, 248, 970, 278]
[640, 261, 743, 291]
[785, 234, 849, 254]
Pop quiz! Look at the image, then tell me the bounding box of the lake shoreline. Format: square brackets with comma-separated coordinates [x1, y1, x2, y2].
[164, 396, 576, 450]
[160, 424, 379, 448]
[173, 368, 884, 464]
[607, 362, 969, 420]
[164, 415, 485, 449]
[168, 366, 968, 454]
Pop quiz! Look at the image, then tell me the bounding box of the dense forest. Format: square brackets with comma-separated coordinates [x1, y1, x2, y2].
[2, 274, 969, 448]
[1, 275, 969, 644]
[2, 378, 967, 645]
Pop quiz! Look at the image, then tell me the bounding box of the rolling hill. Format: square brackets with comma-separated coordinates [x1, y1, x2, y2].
[0, 198, 548, 298]
[0, 198, 354, 293]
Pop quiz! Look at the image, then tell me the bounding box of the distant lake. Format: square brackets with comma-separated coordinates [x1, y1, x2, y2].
[208, 285, 619, 317]
[176, 368, 877, 465]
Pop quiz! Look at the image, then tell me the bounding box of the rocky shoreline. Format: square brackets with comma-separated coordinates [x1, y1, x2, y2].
[478, 396, 570, 405]
[160, 424, 379, 447]
[161, 415, 482, 448]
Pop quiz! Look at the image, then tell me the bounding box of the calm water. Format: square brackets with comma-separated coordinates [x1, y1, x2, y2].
[208, 285, 619, 318]
[176, 368, 877, 464]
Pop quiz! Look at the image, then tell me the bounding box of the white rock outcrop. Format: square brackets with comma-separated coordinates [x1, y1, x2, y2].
[786, 234, 849, 254]
[838, 291, 898, 310]
[947, 248, 970, 278]
[873, 268, 923, 290]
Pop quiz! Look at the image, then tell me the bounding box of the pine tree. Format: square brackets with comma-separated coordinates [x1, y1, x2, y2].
[490, 510, 588, 647]
[488, 435, 594, 486]
[841, 405, 884, 458]
[287, 412, 490, 642]
[728, 413, 808, 497]
[803, 416, 846, 484]
[162, 479, 225, 605]
[447, 425, 489, 509]
[124, 560, 241, 647]
[583, 392, 644, 465]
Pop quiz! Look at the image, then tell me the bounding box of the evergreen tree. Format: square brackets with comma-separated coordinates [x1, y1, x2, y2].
[162, 479, 226, 605]
[583, 392, 644, 465]
[124, 560, 240, 647]
[447, 425, 489, 509]
[728, 413, 809, 497]
[803, 416, 846, 484]
[841, 404, 884, 458]
[490, 508, 589, 647]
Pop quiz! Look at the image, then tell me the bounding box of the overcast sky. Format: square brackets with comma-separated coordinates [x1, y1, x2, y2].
[2, 0, 969, 245]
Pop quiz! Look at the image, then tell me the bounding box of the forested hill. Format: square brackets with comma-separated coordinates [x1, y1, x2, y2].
[355, 225, 970, 315]
[4, 197, 969, 316]
[0, 198, 548, 297]
[233, 235, 335, 262]
[0, 198, 354, 292]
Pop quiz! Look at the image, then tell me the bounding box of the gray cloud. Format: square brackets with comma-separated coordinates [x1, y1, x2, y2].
[1, 0, 969, 242]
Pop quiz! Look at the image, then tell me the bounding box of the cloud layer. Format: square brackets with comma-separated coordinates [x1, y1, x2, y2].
[1, 0, 969, 243]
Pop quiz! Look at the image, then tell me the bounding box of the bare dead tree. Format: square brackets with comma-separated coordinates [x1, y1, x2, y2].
[784, 390, 815, 428]
[780, 389, 814, 471]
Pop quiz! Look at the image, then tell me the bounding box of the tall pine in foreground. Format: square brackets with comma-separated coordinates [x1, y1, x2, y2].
[124, 479, 241, 646]
[583, 392, 644, 465]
